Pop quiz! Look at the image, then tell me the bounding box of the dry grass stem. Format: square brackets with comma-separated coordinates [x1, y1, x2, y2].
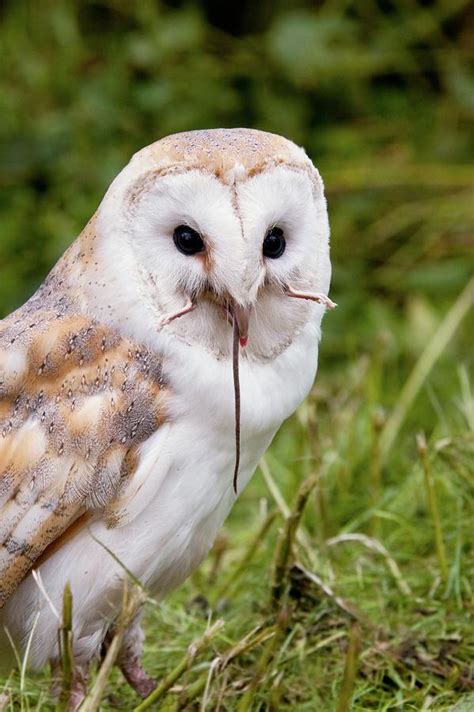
[271, 474, 318, 609]
[335, 624, 361, 712]
[81, 583, 147, 712]
[31, 570, 60, 622]
[57, 583, 73, 710]
[260, 456, 317, 564]
[294, 565, 362, 621]
[280, 630, 347, 666]
[169, 626, 276, 710]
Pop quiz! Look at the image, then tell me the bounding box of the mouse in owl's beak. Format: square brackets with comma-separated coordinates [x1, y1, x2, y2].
[158, 296, 250, 494]
[223, 302, 252, 494]
[158, 290, 334, 497]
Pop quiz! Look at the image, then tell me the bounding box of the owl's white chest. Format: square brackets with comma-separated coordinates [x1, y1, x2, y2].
[0, 320, 320, 669]
[106, 319, 321, 593]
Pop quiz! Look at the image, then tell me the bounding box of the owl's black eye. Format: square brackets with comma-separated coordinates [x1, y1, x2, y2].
[173, 225, 204, 255]
[263, 227, 286, 259]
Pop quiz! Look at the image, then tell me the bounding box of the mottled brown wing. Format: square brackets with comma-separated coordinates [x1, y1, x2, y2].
[0, 306, 167, 607]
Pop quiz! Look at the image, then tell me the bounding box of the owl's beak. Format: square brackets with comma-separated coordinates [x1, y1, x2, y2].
[230, 303, 251, 347]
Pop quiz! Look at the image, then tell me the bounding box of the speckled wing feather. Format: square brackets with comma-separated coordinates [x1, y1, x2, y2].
[0, 300, 167, 607]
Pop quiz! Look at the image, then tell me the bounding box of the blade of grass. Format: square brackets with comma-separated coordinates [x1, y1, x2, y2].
[279, 630, 347, 666]
[416, 433, 448, 584]
[326, 533, 412, 596]
[211, 510, 278, 604]
[370, 407, 385, 535]
[379, 277, 474, 462]
[236, 608, 289, 712]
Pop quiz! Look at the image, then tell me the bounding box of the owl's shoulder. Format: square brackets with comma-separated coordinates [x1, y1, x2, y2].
[0, 303, 167, 439]
[0, 303, 169, 606]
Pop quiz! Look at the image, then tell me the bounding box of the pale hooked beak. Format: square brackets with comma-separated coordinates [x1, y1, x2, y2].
[229, 303, 252, 348]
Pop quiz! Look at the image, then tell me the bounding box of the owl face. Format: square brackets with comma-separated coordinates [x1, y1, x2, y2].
[94, 129, 331, 359]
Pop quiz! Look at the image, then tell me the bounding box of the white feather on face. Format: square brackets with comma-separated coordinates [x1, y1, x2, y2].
[83, 128, 331, 358]
[0, 128, 332, 675]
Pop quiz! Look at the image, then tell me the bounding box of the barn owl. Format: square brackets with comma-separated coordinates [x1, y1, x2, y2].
[0, 128, 333, 707]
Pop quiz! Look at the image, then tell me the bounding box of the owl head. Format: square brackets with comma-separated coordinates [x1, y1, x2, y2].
[73, 128, 332, 360]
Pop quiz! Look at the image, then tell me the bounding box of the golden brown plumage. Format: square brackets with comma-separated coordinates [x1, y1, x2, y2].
[0, 285, 168, 606]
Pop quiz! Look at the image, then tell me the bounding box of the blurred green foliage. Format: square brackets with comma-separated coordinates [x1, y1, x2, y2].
[0, 0, 472, 317]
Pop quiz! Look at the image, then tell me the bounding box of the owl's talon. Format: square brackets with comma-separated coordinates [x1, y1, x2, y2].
[108, 609, 156, 699]
[120, 660, 157, 698]
[50, 660, 89, 712]
[67, 674, 88, 712]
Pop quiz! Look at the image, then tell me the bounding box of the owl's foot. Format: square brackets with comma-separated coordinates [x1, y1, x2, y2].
[50, 659, 89, 712]
[119, 656, 157, 698]
[109, 608, 156, 698]
[67, 667, 88, 712]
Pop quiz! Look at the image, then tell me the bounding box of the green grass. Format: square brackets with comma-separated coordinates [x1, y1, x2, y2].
[2, 283, 472, 710]
[1, 0, 473, 709]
